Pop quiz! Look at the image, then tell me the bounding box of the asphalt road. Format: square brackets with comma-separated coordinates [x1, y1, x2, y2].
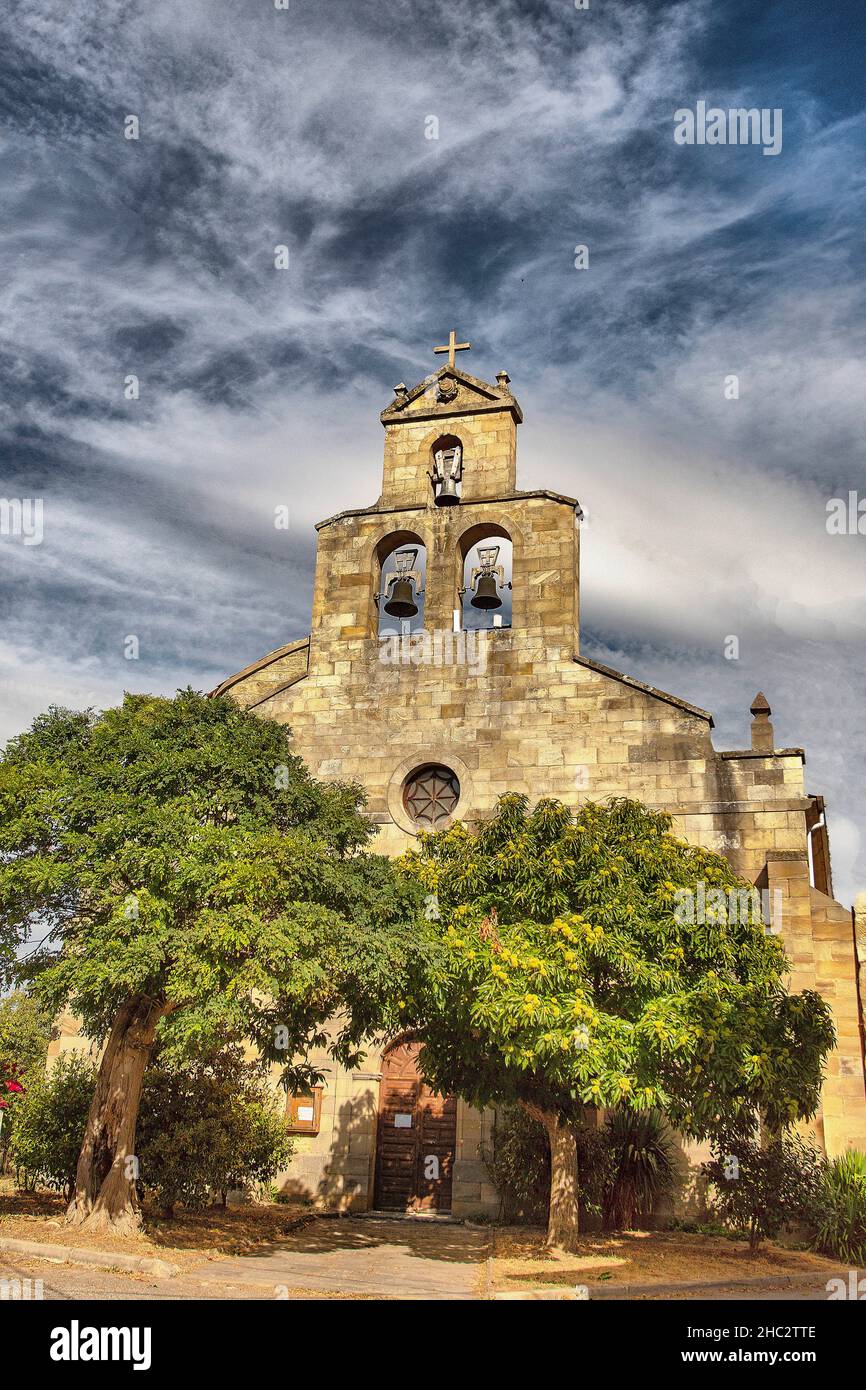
[1, 1254, 309, 1301]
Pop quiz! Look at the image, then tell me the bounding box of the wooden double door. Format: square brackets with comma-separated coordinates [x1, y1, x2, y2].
[373, 1040, 456, 1212]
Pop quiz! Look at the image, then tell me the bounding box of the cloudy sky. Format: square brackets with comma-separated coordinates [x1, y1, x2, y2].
[2, 0, 864, 900]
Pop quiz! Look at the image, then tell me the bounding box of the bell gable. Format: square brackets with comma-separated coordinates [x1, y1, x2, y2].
[380, 364, 523, 427]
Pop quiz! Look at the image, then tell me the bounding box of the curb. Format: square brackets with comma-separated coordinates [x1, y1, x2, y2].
[0, 1236, 180, 1278]
[493, 1288, 588, 1300]
[586, 1268, 850, 1299]
[489, 1267, 851, 1301]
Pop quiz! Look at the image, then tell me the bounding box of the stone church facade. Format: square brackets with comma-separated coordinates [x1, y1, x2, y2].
[210, 343, 866, 1217]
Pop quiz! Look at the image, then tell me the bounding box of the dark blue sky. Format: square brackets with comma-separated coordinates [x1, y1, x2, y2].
[1, 0, 864, 898]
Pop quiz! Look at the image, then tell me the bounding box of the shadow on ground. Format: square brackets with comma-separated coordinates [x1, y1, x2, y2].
[1, 1189, 487, 1271]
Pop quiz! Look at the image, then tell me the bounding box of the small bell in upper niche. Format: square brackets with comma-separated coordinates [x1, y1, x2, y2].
[432, 444, 462, 506]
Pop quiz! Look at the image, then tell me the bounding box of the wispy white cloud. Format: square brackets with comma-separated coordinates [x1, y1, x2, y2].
[1, 0, 864, 900]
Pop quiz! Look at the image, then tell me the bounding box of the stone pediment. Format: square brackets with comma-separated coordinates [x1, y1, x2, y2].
[381, 364, 522, 426]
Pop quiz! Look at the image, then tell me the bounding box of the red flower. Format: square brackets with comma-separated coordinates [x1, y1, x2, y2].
[5, 1080, 23, 1093]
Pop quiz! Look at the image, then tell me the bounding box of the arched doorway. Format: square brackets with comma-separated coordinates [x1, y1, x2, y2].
[373, 1039, 457, 1212]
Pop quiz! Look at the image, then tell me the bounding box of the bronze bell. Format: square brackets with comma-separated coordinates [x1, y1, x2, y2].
[435, 475, 460, 506]
[471, 574, 502, 610]
[433, 444, 462, 507]
[383, 577, 418, 619]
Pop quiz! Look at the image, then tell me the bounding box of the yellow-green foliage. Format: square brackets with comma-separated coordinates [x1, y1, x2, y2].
[402, 795, 834, 1141]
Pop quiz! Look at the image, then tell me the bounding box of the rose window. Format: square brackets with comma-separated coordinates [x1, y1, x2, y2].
[402, 765, 460, 829]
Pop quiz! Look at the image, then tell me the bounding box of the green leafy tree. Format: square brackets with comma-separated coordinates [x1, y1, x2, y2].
[0, 990, 53, 1170]
[10, 1053, 97, 1198]
[0, 990, 52, 1081]
[703, 1135, 825, 1252]
[136, 1051, 293, 1216]
[403, 795, 835, 1251]
[0, 691, 424, 1234]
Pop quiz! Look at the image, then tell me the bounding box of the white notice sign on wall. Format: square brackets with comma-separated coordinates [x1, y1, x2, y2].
[297, 1106, 315, 1123]
[394, 1114, 412, 1128]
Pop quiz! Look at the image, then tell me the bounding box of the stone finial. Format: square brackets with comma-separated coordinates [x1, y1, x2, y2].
[392, 382, 409, 405]
[495, 370, 511, 391]
[750, 691, 774, 753]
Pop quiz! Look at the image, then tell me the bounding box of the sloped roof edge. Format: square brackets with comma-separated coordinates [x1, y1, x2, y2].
[209, 636, 310, 698]
[573, 654, 715, 726]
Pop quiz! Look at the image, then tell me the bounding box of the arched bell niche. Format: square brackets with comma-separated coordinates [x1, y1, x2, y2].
[374, 530, 427, 637]
[430, 434, 463, 507]
[457, 523, 513, 631]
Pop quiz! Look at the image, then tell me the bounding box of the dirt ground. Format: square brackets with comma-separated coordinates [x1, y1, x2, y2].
[489, 1226, 844, 1292]
[0, 1186, 315, 1269]
[1, 1198, 487, 1300]
[1, 1186, 846, 1300]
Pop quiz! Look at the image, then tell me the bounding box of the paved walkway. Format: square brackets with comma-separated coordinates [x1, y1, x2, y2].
[194, 1216, 488, 1300]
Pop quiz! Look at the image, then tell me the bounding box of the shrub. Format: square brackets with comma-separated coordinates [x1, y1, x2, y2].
[483, 1107, 552, 1224]
[603, 1109, 678, 1230]
[136, 1052, 293, 1216]
[10, 1052, 96, 1197]
[10, 1048, 292, 1215]
[813, 1150, 866, 1266]
[703, 1133, 825, 1253]
[0, 1062, 27, 1149]
[669, 1218, 734, 1239]
[483, 1106, 610, 1225]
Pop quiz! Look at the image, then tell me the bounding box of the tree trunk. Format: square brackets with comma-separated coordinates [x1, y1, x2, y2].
[524, 1103, 581, 1252]
[66, 996, 164, 1236]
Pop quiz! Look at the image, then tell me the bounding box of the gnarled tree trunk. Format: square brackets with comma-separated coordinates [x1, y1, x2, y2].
[524, 1103, 580, 1252]
[66, 995, 164, 1236]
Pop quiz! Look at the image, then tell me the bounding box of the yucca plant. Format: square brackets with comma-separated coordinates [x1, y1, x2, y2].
[814, 1150, 866, 1265]
[603, 1108, 678, 1229]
